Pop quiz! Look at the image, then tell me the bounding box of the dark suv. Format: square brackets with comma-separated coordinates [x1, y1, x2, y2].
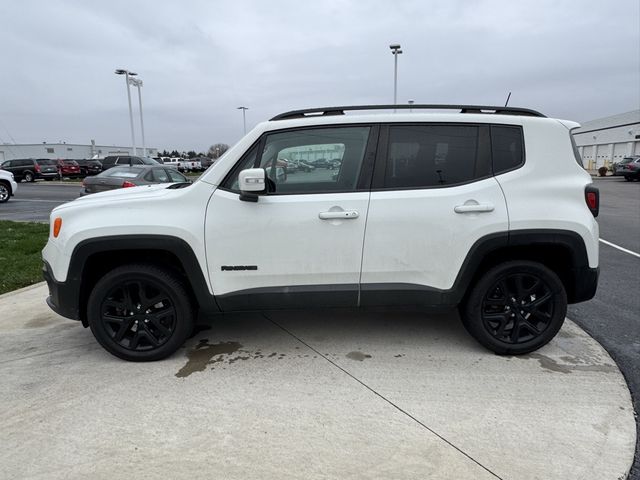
[0, 158, 59, 182]
[101, 156, 159, 170]
[75, 159, 103, 176]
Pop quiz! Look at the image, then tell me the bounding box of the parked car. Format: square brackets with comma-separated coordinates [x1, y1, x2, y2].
[75, 159, 103, 176]
[80, 165, 189, 196]
[101, 155, 160, 170]
[56, 159, 81, 178]
[0, 158, 59, 182]
[43, 104, 599, 362]
[613, 156, 640, 181]
[0, 169, 18, 203]
[311, 158, 330, 168]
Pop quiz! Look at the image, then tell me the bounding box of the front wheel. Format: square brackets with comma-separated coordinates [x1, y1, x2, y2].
[461, 261, 567, 355]
[87, 264, 194, 361]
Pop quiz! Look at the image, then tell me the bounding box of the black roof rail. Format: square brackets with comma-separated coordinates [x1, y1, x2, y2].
[270, 104, 546, 121]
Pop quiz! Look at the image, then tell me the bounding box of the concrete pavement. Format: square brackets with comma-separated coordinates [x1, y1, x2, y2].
[0, 283, 636, 479]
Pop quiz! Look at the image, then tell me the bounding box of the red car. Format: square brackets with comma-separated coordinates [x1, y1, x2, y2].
[57, 159, 81, 178]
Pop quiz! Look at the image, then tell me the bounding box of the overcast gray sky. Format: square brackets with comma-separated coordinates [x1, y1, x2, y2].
[1, 0, 638, 152]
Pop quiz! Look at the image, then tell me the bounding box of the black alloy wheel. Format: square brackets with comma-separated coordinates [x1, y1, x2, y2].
[462, 261, 567, 355]
[87, 264, 194, 361]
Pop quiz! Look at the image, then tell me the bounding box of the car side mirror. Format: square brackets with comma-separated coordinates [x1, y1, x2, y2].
[238, 168, 266, 202]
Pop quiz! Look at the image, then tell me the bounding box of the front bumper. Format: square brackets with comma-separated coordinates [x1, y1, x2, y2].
[43, 261, 80, 321]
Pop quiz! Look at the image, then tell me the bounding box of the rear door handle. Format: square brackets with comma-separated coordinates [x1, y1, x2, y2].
[454, 203, 495, 213]
[319, 210, 359, 220]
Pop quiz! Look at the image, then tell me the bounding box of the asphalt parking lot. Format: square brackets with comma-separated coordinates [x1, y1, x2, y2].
[0, 176, 638, 478]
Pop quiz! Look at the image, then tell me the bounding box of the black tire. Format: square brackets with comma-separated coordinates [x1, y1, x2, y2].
[87, 264, 194, 361]
[23, 171, 34, 182]
[44, 178, 53, 181]
[0, 181, 10, 203]
[624, 176, 632, 182]
[461, 261, 567, 355]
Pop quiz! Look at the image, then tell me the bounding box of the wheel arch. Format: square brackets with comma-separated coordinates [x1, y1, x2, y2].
[454, 229, 597, 305]
[69, 235, 220, 324]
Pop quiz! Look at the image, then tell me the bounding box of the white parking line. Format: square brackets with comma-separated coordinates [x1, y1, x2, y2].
[599, 239, 640, 259]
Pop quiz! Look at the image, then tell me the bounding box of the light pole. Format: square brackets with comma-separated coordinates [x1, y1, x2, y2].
[408, 99, 414, 112]
[129, 77, 146, 157]
[389, 44, 403, 111]
[115, 69, 137, 155]
[237, 106, 248, 135]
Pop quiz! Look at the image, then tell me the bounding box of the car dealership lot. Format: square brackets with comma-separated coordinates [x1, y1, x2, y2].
[0, 177, 638, 478]
[0, 284, 635, 480]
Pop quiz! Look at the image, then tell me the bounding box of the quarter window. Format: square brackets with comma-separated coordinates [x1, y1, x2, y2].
[383, 125, 487, 188]
[491, 126, 524, 173]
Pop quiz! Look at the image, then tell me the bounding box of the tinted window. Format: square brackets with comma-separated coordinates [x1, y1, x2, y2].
[18, 160, 33, 167]
[259, 126, 370, 194]
[383, 125, 485, 188]
[102, 157, 117, 165]
[491, 126, 524, 174]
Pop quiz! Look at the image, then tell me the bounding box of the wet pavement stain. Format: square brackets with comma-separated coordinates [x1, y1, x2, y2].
[346, 351, 372, 361]
[520, 353, 618, 374]
[175, 339, 242, 378]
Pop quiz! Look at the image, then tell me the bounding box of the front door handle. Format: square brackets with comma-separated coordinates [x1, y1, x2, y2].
[454, 203, 495, 213]
[319, 210, 359, 220]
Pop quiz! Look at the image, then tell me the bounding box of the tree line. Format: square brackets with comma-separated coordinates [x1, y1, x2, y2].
[158, 144, 230, 159]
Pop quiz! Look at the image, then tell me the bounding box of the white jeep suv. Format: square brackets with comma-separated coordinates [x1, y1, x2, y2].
[42, 105, 600, 361]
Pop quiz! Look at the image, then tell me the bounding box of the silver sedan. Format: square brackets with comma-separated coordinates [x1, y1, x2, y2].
[80, 165, 190, 196]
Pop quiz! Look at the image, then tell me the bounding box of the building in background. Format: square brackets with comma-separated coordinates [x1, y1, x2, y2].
[0, 141, 158, 162]
[572, 110, 640, 169]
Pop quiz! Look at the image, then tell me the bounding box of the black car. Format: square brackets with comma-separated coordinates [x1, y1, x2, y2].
[0, 158, 59, 182]
[613, 156, 640, 181]
[74, 159, 102, 176]
[101, 155, 160, 170]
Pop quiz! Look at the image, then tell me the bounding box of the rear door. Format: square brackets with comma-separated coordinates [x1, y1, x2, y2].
[205, 125, 377, 310]
[360, 123, 509, 306]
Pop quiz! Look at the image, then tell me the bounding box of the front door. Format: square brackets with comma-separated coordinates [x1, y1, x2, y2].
[205, 125, 377, 311]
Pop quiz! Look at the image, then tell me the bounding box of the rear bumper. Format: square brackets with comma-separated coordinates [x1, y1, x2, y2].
[43, 261, 80, 321]
[569, 266, 599, 303]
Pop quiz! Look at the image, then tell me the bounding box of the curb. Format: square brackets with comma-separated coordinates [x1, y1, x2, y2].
[0, 281, 46, 300]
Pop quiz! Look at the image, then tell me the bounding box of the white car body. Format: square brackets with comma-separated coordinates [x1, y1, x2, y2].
[44, 110, 598, 288]
[0, 168, 18, 202]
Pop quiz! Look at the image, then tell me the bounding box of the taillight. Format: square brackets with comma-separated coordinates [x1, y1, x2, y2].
[585, 185, 599, 218]
[122, 181, 136, 188]
[34, 163, 41, 173]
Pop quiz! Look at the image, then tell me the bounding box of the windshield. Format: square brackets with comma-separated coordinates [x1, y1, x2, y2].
[140, 157, 160, 165]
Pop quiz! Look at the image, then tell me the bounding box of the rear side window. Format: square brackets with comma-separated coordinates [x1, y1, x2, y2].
[491, 126, 524, 174]
[382, 125, 488, 188]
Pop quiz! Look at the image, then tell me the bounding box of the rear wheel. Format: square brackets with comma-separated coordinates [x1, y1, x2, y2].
[624, 176, 632, 181]
[461, 261, 567, 355]
[87, 264, 194, 361]
[23, 171, 34, 182]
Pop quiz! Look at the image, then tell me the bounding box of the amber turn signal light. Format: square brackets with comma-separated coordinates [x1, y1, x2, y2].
[53, 217, 62, 238]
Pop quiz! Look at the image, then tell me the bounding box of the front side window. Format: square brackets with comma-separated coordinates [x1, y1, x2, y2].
[259, 126, 370, 194]
[383, 125, 486, 188]
[167, 169, 186, 182]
